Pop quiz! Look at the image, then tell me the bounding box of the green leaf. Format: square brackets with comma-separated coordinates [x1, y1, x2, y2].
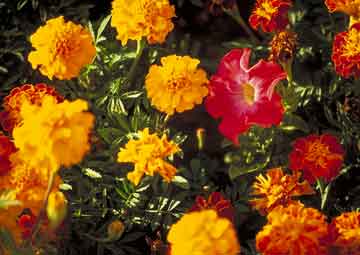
[82, 168, 102, 179]
[280, 113, 309, 133]
[172, 175, 190, 189]
[0, 190, 21, 209]
[96, 14, 111, 43]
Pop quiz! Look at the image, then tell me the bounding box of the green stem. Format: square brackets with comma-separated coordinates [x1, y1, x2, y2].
[317, 179, 331, 210]
[127, 39, 145, 85]
[28, 172, 56, 243]
[224, 7, 260, 45]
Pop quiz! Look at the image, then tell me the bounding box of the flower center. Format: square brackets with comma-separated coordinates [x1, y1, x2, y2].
[54, 37, 78, 59]
[304, 140, 342, 168]
[242, 83, 255, 105]
[343, 27, 360, 57]
[255, 1, 277, 20]
[166, 76, 190, 92]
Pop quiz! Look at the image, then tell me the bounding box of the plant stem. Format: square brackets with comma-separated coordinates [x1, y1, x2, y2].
[127, 39, 145, 86]
[224, 7, 260, 45]
[29, 172, 56, 242]
[317, 179, 331, 210]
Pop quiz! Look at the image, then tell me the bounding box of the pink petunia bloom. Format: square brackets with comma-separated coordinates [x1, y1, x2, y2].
[205, 48, 286, 144]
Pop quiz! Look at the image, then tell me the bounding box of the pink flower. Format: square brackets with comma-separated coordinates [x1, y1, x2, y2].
[205, 48, 286, 144]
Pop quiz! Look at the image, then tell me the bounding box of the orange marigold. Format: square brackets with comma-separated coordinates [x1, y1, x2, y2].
[289, 134, 345, 184]
[269, 30, 297, 64]
[117, 128, 180, 186]
[145, 55, 209, 116]
[332, 23, 360, 78]
[249, 0, 292, 33]
[28, 16, 96, 80]
[0, 154, 62, 244]
[0, 132, 16, 175]
[111, 0, 175, 46]
[329, 211, 360, 254]
[167, 209, 240, 255]
[249, 168, 314, 215]
[12, 96, 95, 172]
[256, 202, 329, 255]
[0, 84, 63, 132]
[325, 0, 360, 26]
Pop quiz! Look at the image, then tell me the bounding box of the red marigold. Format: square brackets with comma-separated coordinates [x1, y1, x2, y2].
[205, 48, 286, 144]
[289, 134, 345, 184]
[325, 0, 360, 18]
[332, 23, 360, 78]
[0, 83, 63, 132]
[0, 132, 16, 175]
[249, 0, 292, 33]
[189, 192, 235, 222]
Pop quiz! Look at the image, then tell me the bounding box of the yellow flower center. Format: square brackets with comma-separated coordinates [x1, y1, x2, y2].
[255, 1, 277, 20]
[242, 83, 255, 105]
[343, 27, 360, 57]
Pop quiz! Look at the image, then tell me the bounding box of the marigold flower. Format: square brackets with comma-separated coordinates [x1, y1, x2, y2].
[256, 202, 329, 255]
[189, 192, 235, 222]
[325, 0, 360, 26]
[0, 155, 62, 244]
[12, 96, 95, 172]
[205, 48, 286, 144]
[332, 23, 360, 78]
[0, 132, 16, 175]
[167, 209, 240, 255]
[145, 55, 209, 116]
[249, 0, 292, 33]
[289, 134, 345, 184]
[269, 30, 297, 64]
[28, 16, 96, 80]
[111, 0, 175, 46]
[249, 168, 314, 215]
[0, 84, 63, 132]
[329, 211, 360, 254]
[117, 128, 180, 185]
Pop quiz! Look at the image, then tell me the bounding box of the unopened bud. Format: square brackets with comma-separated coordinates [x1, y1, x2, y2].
[196, 128, 206, 150]
[107, 220, 125, 241]
[46, 191, 67, 229]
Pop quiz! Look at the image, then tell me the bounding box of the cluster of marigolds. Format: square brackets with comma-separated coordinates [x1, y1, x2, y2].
[0, 0, 359, 254]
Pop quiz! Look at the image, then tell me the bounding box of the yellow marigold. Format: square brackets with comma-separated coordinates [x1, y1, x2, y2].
[330, 211, 360, 254]
[249, 168, 315, 215]
[167, 209, 240, 255]
[117, 128, 180, 185]
[145, 55, 209, 116]
[256, 202, 329, 255]
[12, 96, 94, 172]
[111, 0, 175, 46]
[28, 16, 96, 80]
[269, 30, 297, 64]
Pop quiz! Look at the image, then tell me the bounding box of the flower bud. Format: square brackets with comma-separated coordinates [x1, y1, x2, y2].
[46, 191, 67, 229]
[107, 220, 125, 241]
